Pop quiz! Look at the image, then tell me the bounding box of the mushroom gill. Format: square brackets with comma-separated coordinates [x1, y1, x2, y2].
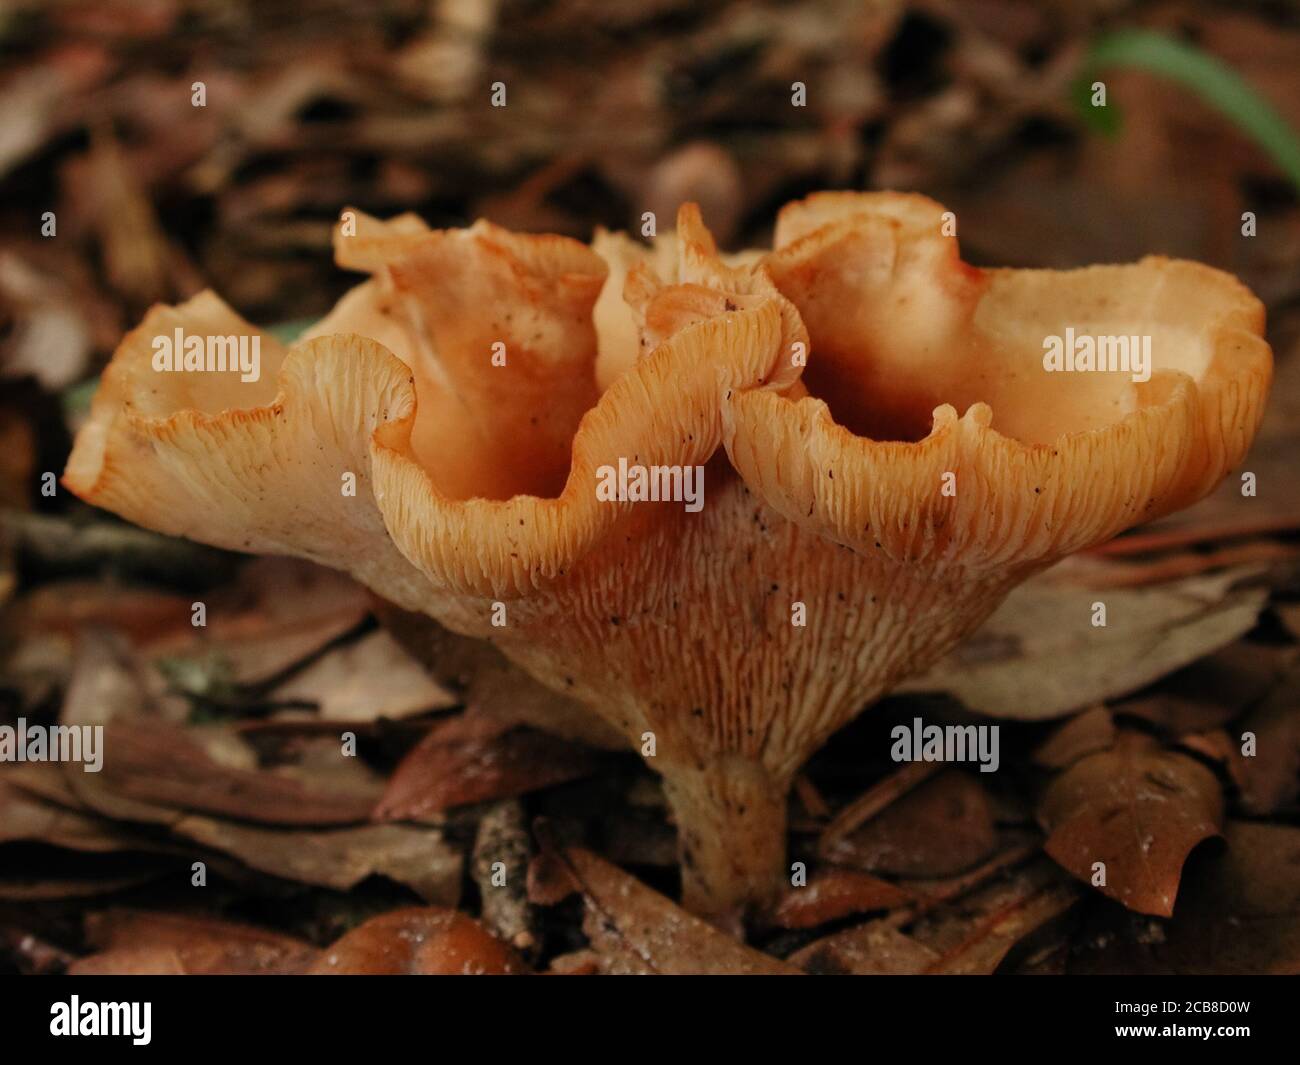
[63, 194, 1272, 923]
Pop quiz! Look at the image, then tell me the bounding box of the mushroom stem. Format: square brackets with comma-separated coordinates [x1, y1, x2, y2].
[661, 755, 789, 922]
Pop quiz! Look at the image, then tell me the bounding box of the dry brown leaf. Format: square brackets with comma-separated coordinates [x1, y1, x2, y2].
[925, 882, 1081, 975]
[902, 569, 1268, 720]
[557, 847, 799, 975]
[768, 868, 913, 930]
[308, 907, 527, 975]
[1070, 821, 1300, 975]
[147, 558, 371, 688]
[1032, 706, 1116, 770]
[900, 857, 1081, 975]
[1114, 642, 1295, 736]
[1228, 662, 1300, 815]
[0, 778, 156, 853]
[90, 719, 379, 826]
[17, 581, 193, 644]
[1038, 731, 1224, 916]
[822, 770, 997, 877]
[374, 716, 601, 820]
[70, 909, 318, 975]
[169, 816, 461, 904]
[790, 920, 940, 975]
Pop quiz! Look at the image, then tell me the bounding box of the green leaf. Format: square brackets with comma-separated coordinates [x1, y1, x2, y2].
[1074, 29, 1300, 191]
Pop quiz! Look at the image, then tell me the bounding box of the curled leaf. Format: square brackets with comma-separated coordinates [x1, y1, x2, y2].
[1038, 730, 1223, 916]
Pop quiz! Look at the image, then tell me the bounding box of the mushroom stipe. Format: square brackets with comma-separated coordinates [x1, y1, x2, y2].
[64, 192, 1273, 923]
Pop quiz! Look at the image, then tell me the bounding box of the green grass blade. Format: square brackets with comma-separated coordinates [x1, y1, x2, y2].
[1077, 28, 1300, 191]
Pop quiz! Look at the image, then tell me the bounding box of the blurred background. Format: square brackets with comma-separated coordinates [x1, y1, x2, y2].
[3, 0, 1300, 348]
[0, 0, 1298, 975]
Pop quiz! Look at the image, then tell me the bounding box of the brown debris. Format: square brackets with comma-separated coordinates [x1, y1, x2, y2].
[308, 907, 527, 975]
[552, 847, 800, 975]
[822, 770, 998, 878]
[1038, 731, 1224, 917]
[70, 909, 318, 975]
[767, 868, 914, 930]
[374, 716, 601, 820]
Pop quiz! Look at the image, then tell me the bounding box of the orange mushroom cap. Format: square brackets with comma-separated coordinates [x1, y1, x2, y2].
[64, 193, 1272, 921]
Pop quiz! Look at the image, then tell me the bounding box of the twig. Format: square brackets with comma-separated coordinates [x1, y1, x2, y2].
[472, 799, 537, 957]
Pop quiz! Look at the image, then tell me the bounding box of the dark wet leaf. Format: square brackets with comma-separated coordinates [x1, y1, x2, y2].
[1038, 731, 1224, 916]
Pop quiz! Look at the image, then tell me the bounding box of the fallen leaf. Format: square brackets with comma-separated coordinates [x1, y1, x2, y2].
[0, 779, 156, 853]
[818, 761, 939, 853]
[70, 909, 318, 975]
[1070, 821, 1300, 975]
[17, 581, 193, 644]
[556, 847, 799, 975]
[1032, 707, 1116, 770]
[768, 868, 913, 929]
[90, 719, 380, 826]
[308, 907, 527, 975]
[169, 816, 462, 904]
[1038, 731, 1224, 916]
[1229, 661, 1300, 815]
[790, 920, 940, 975]
[61, 625, 179, 729]
[148, 558, 371, 690]
[902, 569, 1268, 720]
[1114, 642, 1294, 736]
[374, 716, 601, 820]
[925, 884, 1080, 975]
[822, 770, 997, 877]
[270, 629, 456, 720]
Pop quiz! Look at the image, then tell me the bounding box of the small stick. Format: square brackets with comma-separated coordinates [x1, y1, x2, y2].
[793, 774, 831, 820]
[472, 799, 538, 957]
[882, 841, 1041, 930]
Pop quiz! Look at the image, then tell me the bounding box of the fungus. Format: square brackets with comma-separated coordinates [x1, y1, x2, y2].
[64, 193, 1271, 922]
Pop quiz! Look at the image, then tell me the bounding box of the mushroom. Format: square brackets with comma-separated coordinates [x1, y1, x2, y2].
[64, 193, 1272, 922]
